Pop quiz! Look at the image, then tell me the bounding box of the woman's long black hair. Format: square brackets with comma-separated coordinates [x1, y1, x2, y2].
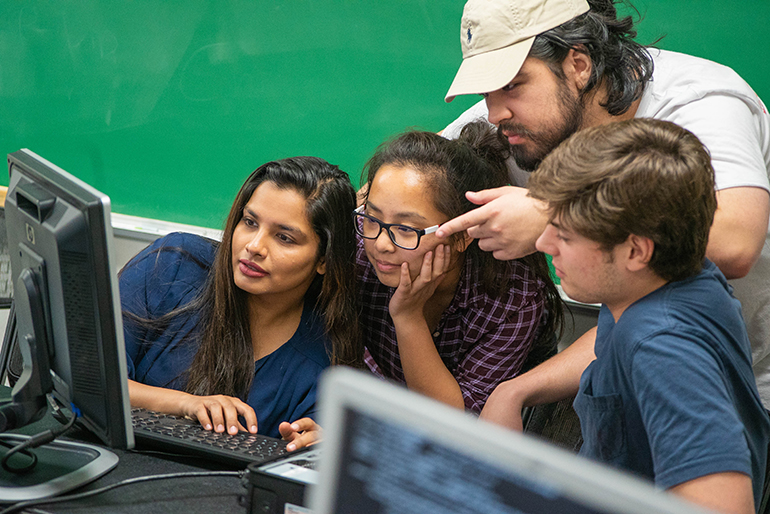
[123, 156, 362, 399]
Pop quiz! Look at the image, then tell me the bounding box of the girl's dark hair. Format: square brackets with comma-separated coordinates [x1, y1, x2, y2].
[126, 157, 362, 399]
[362, 121, 563, 350]
[529, 0, 653, 116]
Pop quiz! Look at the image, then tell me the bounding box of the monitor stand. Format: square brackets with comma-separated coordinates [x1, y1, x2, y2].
[0, 433, 118, 503]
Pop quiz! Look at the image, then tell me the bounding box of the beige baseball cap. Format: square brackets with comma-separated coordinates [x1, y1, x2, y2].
[445, 0, 590, 102]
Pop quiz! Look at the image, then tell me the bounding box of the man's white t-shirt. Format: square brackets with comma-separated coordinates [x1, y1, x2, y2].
[443, 49, 770, 406]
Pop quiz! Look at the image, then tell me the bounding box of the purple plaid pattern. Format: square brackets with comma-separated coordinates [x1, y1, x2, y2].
[356, 238, 548, 412]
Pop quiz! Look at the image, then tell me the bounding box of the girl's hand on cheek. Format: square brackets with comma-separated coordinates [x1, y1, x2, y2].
[389, 244, 450, 319]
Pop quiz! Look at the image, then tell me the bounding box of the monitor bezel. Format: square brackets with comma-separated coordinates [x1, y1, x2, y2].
[4, 148, 134, 449]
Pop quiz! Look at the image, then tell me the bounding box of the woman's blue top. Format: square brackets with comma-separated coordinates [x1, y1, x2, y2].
[119, 232, 331, 438]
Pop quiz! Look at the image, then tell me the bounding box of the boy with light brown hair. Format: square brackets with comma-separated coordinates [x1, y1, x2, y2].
[482, 118, 770, 514]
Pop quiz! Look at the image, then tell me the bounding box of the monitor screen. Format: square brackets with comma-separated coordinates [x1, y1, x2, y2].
[2, 148, 133, 449]
[333, 407, 603, 514]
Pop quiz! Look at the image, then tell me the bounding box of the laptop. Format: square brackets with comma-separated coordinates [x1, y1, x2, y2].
[309, 367, 710, 514]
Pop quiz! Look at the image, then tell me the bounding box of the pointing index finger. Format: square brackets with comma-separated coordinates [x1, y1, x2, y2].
[436, 208, 488, 239]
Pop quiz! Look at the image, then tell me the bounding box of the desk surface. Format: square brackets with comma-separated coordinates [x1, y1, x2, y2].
[2, 395, 250, 513]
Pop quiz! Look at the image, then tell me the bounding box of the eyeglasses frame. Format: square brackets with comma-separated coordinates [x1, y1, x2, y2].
[353, 205, 439, 250]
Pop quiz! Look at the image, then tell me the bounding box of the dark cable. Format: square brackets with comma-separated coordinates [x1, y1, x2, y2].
[0, 470, 243, 514]
[0, 437, 37, 473]
[0, 397, 78, 473]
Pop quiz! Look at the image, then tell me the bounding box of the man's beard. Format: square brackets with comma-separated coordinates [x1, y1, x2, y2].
[497, 81, 584, 172]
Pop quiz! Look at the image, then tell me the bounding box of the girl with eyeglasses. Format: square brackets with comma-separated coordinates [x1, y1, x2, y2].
[354, 121, 563, 411]
[279, 122, 564, 449]
[119, 157, 362, 440]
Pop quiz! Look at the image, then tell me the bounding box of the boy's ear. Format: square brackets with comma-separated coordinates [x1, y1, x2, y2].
[624, 234, 655, 271]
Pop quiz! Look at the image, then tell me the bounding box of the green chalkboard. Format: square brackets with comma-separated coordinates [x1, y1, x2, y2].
[1, 1, 768, 229]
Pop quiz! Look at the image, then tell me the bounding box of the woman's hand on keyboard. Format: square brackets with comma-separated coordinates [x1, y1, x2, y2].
[129, 380, 259, 435]
[182, 394, 259, 435]
[279, 417, 322, 451]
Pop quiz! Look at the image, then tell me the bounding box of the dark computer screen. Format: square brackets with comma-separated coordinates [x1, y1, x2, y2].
[1, 148, 133, 449]
[332, 407, 601, 514]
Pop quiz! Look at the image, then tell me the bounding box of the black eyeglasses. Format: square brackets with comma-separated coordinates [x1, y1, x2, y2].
[353, 206, 439, 250]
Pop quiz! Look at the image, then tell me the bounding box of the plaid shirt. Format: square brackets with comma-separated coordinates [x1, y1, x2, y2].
[357, 239, 548, 412]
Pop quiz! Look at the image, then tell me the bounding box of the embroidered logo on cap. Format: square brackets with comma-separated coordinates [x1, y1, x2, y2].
[467, 27, 472, 44]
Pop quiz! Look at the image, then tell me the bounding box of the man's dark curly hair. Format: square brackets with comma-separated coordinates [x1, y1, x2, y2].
[529, 0, 653, 116]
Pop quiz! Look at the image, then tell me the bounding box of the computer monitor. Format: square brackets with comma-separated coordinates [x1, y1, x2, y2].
[0, 148, 133, 449]
[310, 368, 710, 514]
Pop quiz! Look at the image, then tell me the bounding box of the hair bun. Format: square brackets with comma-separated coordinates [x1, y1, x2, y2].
[456, 120, 510, 176]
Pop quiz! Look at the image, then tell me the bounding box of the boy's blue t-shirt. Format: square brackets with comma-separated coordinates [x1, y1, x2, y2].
[574, 260, 770, 507]
[119, 232, 331, 438]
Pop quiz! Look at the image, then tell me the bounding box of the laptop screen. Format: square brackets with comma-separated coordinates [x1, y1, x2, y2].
[310, 368, 709, 514]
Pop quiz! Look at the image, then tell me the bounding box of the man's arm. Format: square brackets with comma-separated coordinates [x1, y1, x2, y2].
[480, 327, 596, 430]
[707, 186, 769, 279]
[670, 472, 754, 514]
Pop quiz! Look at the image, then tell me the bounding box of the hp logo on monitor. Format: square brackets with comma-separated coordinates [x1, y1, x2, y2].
[25, 223, 35, 244]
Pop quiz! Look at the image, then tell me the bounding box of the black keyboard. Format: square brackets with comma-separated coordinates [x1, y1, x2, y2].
[131, 408, 288, 468]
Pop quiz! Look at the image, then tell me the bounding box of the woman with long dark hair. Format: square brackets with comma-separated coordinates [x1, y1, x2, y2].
[120, 157, 361, 439]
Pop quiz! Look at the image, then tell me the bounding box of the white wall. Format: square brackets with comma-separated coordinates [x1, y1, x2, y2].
[111, 212, 222, 269]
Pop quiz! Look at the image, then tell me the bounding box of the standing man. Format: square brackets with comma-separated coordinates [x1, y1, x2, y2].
[437, 0, 770, 404]
[494, 117, 769, 514]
